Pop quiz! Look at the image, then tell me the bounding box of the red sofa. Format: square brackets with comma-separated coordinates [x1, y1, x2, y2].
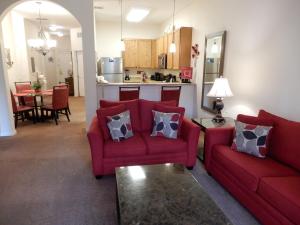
[205, 110, 300, 225]
[87, 99, 200, 177]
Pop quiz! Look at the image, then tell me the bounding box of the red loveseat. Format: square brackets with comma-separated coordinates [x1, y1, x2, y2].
[205, 110, 300, 225]
[87, 99, 200, 178]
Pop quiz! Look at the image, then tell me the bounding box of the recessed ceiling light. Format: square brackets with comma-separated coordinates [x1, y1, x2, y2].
[126, 8, 150, 23]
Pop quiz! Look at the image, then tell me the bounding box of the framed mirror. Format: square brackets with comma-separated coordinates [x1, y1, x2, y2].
[201, 31, 226, 113]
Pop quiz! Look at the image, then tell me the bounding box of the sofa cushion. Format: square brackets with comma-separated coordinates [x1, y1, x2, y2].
[96, 104, 127, 140]
[212, 145, 298, 192]
[237, 114, 274, 126]
[142, 132, 187, 154]
[104, 132, 147, 158]
[106, 110, 133, 142]
[151, 110, 181, 139]
[231, 121, 273, 158]
[100, 99, 141, 132]
[257, 176, 300, 225]
[154, 104, 185, 136]
[258, 110, 300, 171]
[139, 99, 177, 132]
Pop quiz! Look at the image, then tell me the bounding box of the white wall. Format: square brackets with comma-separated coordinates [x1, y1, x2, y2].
[0, 0, 97, 136]
[161, 0, 300, 121]
[96, 21, 161, 58]
[1, 11, 30, 91]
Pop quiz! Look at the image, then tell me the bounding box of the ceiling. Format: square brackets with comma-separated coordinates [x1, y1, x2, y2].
[94, 0, 194, 24]
[13, 1, 80, 30]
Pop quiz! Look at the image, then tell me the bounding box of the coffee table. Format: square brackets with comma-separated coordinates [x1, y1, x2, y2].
[116, 164, 232, 225]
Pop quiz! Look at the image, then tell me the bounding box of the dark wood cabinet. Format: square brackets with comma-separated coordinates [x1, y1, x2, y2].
[65, 77, 74, 96]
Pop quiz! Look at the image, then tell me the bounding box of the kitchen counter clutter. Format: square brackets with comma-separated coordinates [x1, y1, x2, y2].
[97, 82, 197, 118]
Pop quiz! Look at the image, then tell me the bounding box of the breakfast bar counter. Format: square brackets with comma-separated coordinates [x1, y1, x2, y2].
[97, 82, 197, 118]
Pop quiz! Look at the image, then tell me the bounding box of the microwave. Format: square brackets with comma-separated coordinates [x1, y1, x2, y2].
[158, 54, 167, 69]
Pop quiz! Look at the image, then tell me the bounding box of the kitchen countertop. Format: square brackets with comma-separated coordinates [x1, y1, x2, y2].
[97, 82, 195, 86]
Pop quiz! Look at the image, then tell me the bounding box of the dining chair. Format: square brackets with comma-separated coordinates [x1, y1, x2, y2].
[58, 82, 71, 115]
[10, 90, 36, 128]
[161, 86, 182, 106]
[15, 81, 34, 106]
[41, 85, 70, 125]
[119, 86, 140, 101]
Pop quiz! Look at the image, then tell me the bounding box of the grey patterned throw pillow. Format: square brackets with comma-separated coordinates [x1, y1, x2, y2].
[231, 121, 272, 158]
[106, 110, 133, 142]
[151, 110, 180, 139]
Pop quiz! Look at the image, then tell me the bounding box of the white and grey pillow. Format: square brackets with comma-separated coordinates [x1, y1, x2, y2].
[106, 110, 133, 142]
[231, 121, 272, 158]
[151, 110, 180, 139]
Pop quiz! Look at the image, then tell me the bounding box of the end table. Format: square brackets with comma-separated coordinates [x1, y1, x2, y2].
[192, 117, 235, 161]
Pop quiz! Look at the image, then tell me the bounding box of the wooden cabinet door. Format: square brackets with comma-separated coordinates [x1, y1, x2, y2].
[157, 37, 164, 55]
[178, 27, 192, 67]
[163, 34, 168, 54]
[173, 30, 181, 69]
[137, 40, 152, 68]
[167, 33, 174, 69]
[151, 40, 157, 68]
[124, 40, 137, 68]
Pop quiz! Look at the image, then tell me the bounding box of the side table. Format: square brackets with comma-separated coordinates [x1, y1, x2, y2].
[192, 117, 235, 161]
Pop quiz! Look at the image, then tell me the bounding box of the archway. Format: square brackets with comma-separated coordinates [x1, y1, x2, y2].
[0, 0, 97, 136]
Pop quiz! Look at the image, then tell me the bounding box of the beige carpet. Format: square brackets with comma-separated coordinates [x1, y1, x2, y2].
[0, 97, 117, 225]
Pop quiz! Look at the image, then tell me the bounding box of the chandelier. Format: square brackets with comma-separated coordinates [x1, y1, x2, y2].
[27, 2, 57, 56]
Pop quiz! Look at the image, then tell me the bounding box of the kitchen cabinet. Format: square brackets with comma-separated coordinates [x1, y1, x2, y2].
[151, 40, 157, 68]
[167, 33, 174, 69]
[124, 40, 137, 68]
[123, 27, 192, 69]
[137, 40, 152, 68]
[173, 27, 192, 69]
[156, 37, 164, 55]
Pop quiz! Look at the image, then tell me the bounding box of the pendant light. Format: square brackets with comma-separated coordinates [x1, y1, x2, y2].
[169, 0, 176, 53]
[120, 0, 125, 51]
[27, 2, 57, 56]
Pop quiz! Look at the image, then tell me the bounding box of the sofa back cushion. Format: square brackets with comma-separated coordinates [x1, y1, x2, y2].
[258, 110, 300, 171]
[139, 99, 177, 132]
[96, 104, 127, 140]
[100, 99, 141, 132]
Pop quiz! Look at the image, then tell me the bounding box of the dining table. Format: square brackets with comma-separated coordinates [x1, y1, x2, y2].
[14, 89, 53, 121]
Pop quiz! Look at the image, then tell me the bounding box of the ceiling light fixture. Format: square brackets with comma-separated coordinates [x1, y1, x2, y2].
[126, 8, 149, 23]
[169, 0, 176, 53]
[27, 2, 57, 56]
[120, 0, 125, 51]
[49, 25, 63, 31]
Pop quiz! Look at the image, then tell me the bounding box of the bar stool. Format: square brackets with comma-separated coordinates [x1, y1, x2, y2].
[161, 86, 181, 106]
[119, 86, 140, 101]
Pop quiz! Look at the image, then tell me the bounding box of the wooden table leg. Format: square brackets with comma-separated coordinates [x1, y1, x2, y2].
[34, 96, 39, 121]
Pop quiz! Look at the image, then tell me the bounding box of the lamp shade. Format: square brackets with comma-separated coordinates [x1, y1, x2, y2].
[207, 77, 233, 98]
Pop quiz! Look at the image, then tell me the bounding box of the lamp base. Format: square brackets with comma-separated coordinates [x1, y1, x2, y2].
[212, 115, 225, 123]
[212, 98, 225, 123]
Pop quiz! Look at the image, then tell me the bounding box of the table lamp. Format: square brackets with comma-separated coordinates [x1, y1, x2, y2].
[207, 76, 233, 123]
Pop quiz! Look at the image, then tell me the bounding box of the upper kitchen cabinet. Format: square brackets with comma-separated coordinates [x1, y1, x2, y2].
[172, 27, 193, 69]
[167, 32, 174, 69]
[123, 40, 138, 68]
[124, 39, 152, 68]
[151, 40, 157, 68]
[156, 37, 164, 55]
[137, 40, 152, 68]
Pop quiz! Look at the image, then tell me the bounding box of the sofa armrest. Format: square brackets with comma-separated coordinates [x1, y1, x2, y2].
[87, 116, 104, 176]
[181, 118, 201, 167]
[204, 127, 234, 171]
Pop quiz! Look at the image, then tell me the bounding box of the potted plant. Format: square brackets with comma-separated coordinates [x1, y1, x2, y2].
[32, 81, 42, 92]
